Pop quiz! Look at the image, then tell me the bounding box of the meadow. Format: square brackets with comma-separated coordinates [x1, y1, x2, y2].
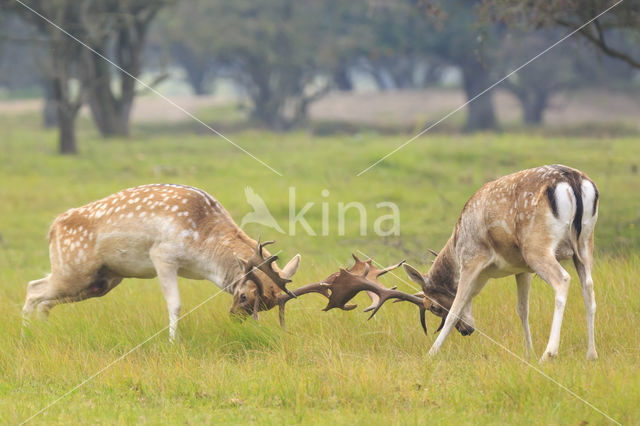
[1, 112, 639, 424]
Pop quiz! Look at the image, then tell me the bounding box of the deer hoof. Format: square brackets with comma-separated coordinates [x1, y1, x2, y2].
[540, 351, 557, 362]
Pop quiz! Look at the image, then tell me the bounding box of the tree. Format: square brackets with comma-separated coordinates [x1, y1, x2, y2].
[2, 1, 84, 154]
[215, 0, 347, 130]
[153, 1, 220, 96]
[418, 0, 500, 131]
[79, 0, 170, 137]
[494, 30, 577, 124]
[362, 2, 435, 91]
[158, 0, 363, 130]
[482, 0, 640, 69]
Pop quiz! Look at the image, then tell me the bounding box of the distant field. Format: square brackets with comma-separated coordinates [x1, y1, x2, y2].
[1, 87, 640, 132]
[1, 113, 639, 423]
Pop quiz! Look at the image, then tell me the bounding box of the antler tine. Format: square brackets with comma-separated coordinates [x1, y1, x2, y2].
[324, 268, 428, 335]
[276, 256, 429, 334]
[277, 281, 333, 328]
[257, 238, 275, 257]
[373, 259, 406, 278]
[427, 248, 439, 258]
[358, 258, 405, 312]
[276, 254, 376, 328]
[245, 238, 296, 298]
[364, 287, 427, 334]
[362, 262, 370, 278]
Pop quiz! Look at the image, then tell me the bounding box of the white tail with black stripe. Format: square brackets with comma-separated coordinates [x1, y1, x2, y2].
[403, 165, 599, 361]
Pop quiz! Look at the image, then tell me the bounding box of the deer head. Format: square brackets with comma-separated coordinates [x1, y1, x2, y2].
[231, 238, 300, 318]
[403, 247, 476, 336]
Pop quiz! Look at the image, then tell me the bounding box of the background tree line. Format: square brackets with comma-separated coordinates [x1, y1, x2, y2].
[0, 0, 638, 154]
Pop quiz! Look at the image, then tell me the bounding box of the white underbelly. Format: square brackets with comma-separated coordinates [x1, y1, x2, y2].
[97, 233, 156, 278]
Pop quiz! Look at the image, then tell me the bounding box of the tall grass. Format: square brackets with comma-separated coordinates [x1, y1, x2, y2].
[0, 114, 639, 423]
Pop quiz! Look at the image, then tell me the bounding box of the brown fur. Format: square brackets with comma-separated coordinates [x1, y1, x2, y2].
[406, 165, 599, 360]
[23, 184, 300, 337]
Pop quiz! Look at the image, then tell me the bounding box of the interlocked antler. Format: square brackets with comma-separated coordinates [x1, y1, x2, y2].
[237, 237, 297, 300]
[347, 254, 406, 313]
[277, 254, 428, 334]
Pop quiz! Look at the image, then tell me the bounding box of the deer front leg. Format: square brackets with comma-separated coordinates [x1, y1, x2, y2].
[151, 254, 181, 342]
[515, 273, 535, 359]
[428, 260, 488, 357]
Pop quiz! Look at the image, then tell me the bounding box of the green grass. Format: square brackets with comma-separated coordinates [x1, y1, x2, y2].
[1, 113, 640, 424]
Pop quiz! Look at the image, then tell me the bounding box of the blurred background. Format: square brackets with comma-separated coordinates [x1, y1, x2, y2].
[0, 0, 639, 154]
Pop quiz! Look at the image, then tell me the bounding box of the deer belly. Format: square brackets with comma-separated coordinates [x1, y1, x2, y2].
[487, 251, 532, 277]
[96, 234, 157, 278]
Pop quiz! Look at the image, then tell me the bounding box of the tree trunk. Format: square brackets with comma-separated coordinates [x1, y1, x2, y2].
[84, 50, 131, 138]
[50, 73, 78, 155]
[42, 80, 58, 128]
[334, 66, 353, 91]
[187, 67, 208, 96]
[173, 46, 209, 96]
[58, 107, 77, 154]
[521, 90, 548, 125]
[86, 90, 131, 137]
[83, 10, 156, 138]
[461, 60, 497, 131]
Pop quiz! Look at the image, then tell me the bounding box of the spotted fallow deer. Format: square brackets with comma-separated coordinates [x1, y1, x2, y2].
[401, 165, 599, 361]
[22, 184, 301, 340]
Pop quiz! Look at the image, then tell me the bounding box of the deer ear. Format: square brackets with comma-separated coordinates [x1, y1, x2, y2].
[403, 264, 426, 286]
[281, 254, 301, 279]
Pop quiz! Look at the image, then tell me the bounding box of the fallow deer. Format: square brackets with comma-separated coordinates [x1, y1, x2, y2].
[400, 165, 599, 361]
[23, 184, 302, 340]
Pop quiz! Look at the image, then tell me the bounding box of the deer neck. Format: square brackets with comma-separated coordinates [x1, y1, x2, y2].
[426, 236, 459, 294]
[202, 226, 280, 299]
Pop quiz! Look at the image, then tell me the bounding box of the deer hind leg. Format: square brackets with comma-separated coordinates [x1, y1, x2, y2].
[24, 269, 123, 327]
[515, 272, 535, 359]
[527, 255, 571, 362]
[150, 255, 181, 342]
[22, 274, 73, 334]
[574, 250, 597, 360]
[428, 258, 488, 357]
[22, 276, 50, 328]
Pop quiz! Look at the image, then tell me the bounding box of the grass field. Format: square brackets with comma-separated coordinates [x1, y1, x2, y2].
[1, 113, 639, 424]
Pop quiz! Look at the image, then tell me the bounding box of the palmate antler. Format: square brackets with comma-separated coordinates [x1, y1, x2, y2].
[277, 254, 428, 334]
[344, 254, 406, 313]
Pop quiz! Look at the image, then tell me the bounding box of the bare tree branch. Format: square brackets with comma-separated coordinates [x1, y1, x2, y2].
[556, 18, 640, 69]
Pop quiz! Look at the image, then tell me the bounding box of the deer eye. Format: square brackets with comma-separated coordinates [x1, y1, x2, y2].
[240, 294, 247, 302]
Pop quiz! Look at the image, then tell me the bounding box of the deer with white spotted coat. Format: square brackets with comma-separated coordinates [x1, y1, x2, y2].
[22, 184, 301, 341]
[401, 165, 599, 361]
